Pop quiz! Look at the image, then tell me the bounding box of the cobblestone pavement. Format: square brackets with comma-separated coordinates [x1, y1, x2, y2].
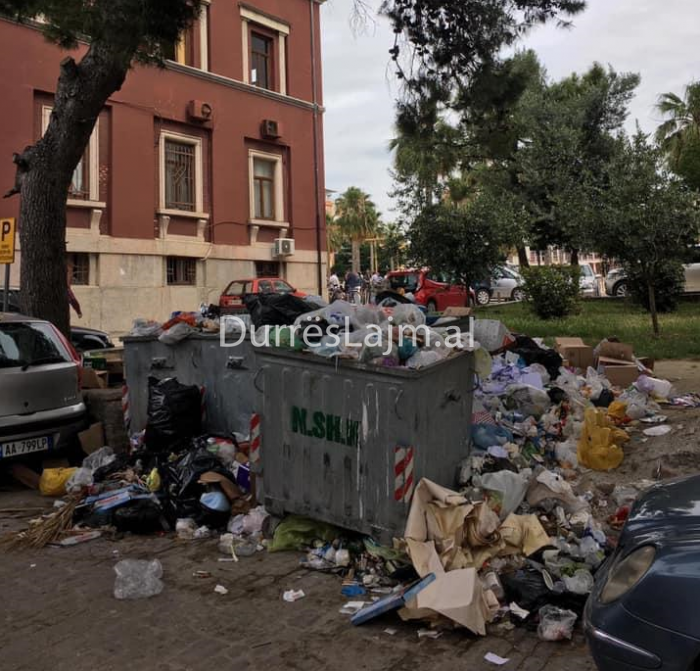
[0, 492, 595, 671]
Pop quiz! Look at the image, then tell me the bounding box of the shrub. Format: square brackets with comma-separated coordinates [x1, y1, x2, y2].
[522, 266, 581, 320]
[626, 261, 685, 313]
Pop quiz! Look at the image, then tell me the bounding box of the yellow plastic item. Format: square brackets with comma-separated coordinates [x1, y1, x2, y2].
[607, 401, 628, 421]
[39, 467, 78, 497]
[578, 407, 629, 471]
[146, 468, 161, 492]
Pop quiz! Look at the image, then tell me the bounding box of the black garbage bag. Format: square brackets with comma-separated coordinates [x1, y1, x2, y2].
[145, 377, 202, 452]
[509, 335, 563, 380]
[113, 499, 168, 534]
[244, 292, 316, 328]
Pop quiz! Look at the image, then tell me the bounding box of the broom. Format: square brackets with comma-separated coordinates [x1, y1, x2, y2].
[0, 497, 79, 550]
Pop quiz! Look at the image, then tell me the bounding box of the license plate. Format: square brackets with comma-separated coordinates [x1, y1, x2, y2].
[0, 435, 52, 458]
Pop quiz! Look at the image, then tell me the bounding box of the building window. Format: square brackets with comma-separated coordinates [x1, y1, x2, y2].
[68, 253, 90, 286]
[253, 157, 276, 220]
[159, 131, 204, 216]
[249, 150, 284, 224]
[167, 257, 197, 286]
[42, 106, 100, 203]
[241, 7, 289, 95]
[256, 261, 280, 277]
[251, 32, 273, 89]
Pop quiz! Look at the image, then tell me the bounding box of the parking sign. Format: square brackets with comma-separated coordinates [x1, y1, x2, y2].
[0, 218, 16, 264]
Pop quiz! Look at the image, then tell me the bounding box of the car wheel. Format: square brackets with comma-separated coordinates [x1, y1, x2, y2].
[476, 289, 491, 306]
[427, 299, 438, 313]
[614, 282, 628, 297]
[511, 288, 525, 302]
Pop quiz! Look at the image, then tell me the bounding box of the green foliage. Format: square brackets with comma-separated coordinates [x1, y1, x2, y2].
[0, 0, 202, 64]
[522, 266, 581, 319]
[408, 194, 508, 291]
[334, 187, 380, 242]
[656, 82, 700, 190]
[626, 261, 686, 314]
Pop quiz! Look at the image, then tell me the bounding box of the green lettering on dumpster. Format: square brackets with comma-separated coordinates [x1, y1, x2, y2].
[291, 405, 359, 447]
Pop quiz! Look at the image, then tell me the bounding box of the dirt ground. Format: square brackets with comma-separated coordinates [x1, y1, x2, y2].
[1, 361, 699, 671]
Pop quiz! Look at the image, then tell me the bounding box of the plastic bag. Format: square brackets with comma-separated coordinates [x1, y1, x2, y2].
[268, 515, 339, 552]
[245, 292, 316, 328]
[505, 384, 551, 418]
[113, 559, 164, 599]
[537, 605, 577, 641]
[577, 407, 628, 471]
[472, 423, 514, 451]
[390, 304, 426, 327]
[129, 318, 163, 338]
[635, 375, 674, 400]
[242, 506, 269, 536]
[39, 467, 77, 497]
[405, 350, 443, 369]
[563, 569, 594, 595]
[83, 446, 115, 471]
[555, 439, 578, 469]
[66, 467, 94, 493]
[475, 470, 532, 519]
[145, 377, 202, 452]
[159, 321, 195, 345]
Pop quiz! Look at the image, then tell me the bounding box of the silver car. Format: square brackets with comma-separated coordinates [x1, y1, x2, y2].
[0, 313, 86, 460]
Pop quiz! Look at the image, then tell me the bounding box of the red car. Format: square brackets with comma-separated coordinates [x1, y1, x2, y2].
[219, 277, 306, 313]
[384, 270, 475, 312]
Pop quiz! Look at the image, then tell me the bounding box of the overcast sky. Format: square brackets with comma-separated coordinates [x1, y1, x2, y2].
[321, 0, 700, 218]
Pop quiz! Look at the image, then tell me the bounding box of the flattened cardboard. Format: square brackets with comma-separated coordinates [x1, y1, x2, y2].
[564, 346, 594, 371]
[78, 423, 105, 455]
[82, 368, 107, 389]
[603, 364, 640, 388]
[554, 337, 586, 352]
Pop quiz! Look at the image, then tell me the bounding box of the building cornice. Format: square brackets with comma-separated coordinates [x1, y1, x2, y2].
[165, 61, 324, 113]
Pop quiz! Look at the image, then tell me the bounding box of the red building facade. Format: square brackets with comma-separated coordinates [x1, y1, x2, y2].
[0, 0, 326, 334]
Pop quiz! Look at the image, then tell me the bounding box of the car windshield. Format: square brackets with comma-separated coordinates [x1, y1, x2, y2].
[0, 322, 69, 369]
[225, 281, 253, 296]
[388, 273, 420, 293]
[581, 265, 594, 277]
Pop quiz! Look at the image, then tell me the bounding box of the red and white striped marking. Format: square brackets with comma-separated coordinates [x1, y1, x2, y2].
[250, 413, 261, 465]
[121, 384, 131, 433]
[394, 446, 415, 503]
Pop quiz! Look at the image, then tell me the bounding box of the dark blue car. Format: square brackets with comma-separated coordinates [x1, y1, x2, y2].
[586, 475, 700, 671]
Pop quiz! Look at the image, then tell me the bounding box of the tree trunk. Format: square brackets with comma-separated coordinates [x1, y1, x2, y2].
[570, 249, 579, 266]
[351, 239, 361, 273]
[7, 42, 134, 336]
[648, 281, 660, 337]
[517, 246, 530, 268]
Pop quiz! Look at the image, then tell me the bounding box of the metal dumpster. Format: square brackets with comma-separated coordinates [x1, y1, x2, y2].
[123, 334, 257, 437]
[253, 348, 475, 541]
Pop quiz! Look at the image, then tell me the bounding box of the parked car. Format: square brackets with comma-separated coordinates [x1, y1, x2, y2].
[490, 266, 525, 302]
[219, 277, 306, 313]
[579, 263, 601, 297]
[384, 269, 476, 312]
[0, 313, 86, 460]
[3, 289, 115, 351]
[472, 279, 493, 306]
[605, 250, 700, 297]
[586, 474, 700, 671]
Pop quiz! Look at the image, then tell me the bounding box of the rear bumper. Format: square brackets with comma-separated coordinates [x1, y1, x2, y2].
[0, 402, 87, 456]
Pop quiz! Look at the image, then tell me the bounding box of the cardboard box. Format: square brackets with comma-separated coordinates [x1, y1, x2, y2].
[79, 423, 105, 455]
[602, 364, 640, 388]
[82, 368, 108, 389]
[555, 337, 594, 371]
[597, 341, 634, 363]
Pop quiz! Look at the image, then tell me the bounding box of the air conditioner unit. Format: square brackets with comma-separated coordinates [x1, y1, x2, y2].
[188, 100, 213, 122]
[261, 119, 281, 139]
[274, 238, 295, 257]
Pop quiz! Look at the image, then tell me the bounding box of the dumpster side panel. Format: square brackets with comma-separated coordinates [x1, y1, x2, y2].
[123, 336, 257, 436]
[257, 350, 474, 540]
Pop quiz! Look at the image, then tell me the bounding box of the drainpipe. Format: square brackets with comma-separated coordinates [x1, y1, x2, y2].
[310, 0, 324, 295]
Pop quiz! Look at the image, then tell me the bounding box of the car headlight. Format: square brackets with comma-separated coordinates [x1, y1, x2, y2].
[600, 546, 656, 604]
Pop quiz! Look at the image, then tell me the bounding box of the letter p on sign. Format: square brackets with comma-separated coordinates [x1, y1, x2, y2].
[0, 218, 16, 265]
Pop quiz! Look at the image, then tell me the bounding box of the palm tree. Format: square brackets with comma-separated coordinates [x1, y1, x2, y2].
[335, 187, 380, 273]
[655, 82, 700, 178]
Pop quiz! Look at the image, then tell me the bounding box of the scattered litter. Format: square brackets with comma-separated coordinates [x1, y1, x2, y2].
[339, 601, 366, 615]
[214, 584, 229, 595]
[641, 415, 668, 424]
[509, 602, 530, 620]
[384, 628, 398, 636]
[643, 425, 673, 437]
[113, 559, 164, 600]
[417, 629, 442, 639]
[537, 606, 577, 641]
[283, 589, 306, 603]
[484, 652, 510, 666]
